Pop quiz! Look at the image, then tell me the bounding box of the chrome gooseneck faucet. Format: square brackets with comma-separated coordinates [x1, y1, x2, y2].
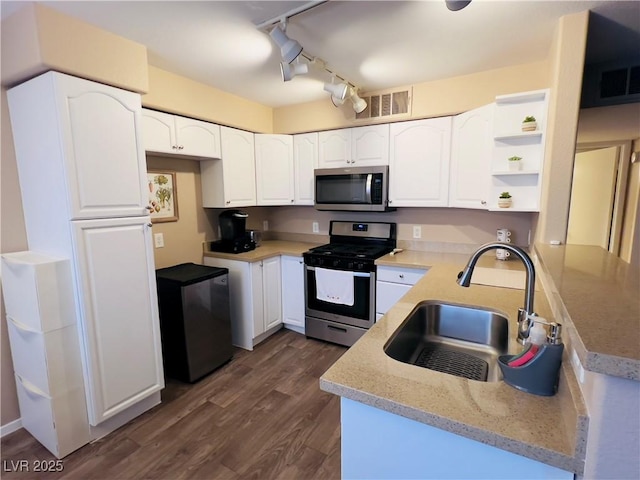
[457, 242, 536, 344]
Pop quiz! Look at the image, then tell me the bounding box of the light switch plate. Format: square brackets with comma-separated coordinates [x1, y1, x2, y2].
[263, 220, 269, 231]
[413, 226, 421, 239]
[154, 233, 164, 248]
[312, 222, 319, 233]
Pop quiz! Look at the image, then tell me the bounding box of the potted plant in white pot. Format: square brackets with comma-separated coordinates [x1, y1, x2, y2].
[498, 191, 512, 208]
[521, 116, 537, 132]
[508, 156, 522, 171]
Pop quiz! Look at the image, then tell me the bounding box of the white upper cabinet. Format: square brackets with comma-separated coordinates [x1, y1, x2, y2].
[318, 125, 389, 168]
[255, 134, 294, 206]
[141, 109, 221, 159]
[449, 104, 494, 209]
[8, 72, 149, 221]
[388, 117, 452, 207]
[201, 126, 256, 208]
[351, 124, 390, 166]
[319, 128, 350, 167]
[293, 133, 318, 205]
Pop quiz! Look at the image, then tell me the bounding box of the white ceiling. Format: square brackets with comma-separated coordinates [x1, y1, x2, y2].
[2, 1, 639, 107]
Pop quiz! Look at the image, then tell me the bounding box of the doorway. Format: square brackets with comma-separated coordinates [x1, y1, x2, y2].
[567, 141, 634, 258]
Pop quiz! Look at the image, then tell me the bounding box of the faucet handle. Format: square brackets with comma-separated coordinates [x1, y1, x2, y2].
[547, 322, 562, 344]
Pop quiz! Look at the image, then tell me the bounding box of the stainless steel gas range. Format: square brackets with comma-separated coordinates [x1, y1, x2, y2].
[303, 221, 397, 347]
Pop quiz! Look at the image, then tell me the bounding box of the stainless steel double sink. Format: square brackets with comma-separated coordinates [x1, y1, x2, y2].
[383, 301, 509, 382]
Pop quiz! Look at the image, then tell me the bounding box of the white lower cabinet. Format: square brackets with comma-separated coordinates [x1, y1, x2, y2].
[281, 255, 305, 332]
[72, 217, 164, 425]
[376, 266, 428, 319]
[203, 256, 282, 350]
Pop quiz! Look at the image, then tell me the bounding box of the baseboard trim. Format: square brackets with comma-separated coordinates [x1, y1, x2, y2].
[1, 418, 23, 438]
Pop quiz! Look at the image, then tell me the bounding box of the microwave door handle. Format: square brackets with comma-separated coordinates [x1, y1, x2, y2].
[365, 174, 373, 203]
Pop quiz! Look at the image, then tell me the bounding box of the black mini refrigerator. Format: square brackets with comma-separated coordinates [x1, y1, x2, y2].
[156, 263, 233, 382]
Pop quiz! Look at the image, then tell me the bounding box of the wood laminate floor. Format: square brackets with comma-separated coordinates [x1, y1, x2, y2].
[1, 329, 347, 480]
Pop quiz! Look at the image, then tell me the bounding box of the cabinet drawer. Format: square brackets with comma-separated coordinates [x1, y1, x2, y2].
[376, 282, 412, 315]
[377, 266, 427, 285]
[1, 253, 76, 332]
[15, 374, 89, 458]
[7, 319, 84, 397]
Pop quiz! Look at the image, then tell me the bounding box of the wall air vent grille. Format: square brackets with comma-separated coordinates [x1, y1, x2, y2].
[355, 87, 412, 121]
[581, 58, 640, 108]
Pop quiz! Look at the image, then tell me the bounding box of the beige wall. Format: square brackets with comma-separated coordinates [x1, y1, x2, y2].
[144, 67, 273, 134]
[0, 89, 27, 425]
[146, 156, 271, 268]
[0, 3, 148, 93]
[577, 103, 640, 144]
[535, 11, 590, 245]
[268, 207, 534, 251]
[273, 61, 550, 134]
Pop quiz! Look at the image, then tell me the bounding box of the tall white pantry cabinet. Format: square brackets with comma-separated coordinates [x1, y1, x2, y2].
[7, 72, 164, 440]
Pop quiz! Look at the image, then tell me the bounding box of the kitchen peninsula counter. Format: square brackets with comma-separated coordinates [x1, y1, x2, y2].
[320, 260, 588, 474]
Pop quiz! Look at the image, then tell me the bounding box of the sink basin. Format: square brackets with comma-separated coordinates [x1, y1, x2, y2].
[383, 301, 509, 382]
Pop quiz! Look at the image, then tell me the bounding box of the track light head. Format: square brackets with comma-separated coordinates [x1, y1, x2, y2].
[445, 0, 472, 11]
[323, 82, 349, 101]
[269, 24, 303, 63]
[280, 61, 308, 82]
[348, 88, 367, 114]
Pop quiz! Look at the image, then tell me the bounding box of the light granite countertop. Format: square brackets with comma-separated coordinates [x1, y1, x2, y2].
[534, 243, 640, 380]
[320, 261, 588, 474]
[203, 240, 319, 262]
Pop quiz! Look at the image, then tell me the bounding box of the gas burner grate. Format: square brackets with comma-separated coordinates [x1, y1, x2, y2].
[413, 344, 488, 381]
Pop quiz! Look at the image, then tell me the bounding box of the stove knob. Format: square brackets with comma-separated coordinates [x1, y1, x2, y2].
[347, 262, 354, 269]
[332, 260, 340, 268]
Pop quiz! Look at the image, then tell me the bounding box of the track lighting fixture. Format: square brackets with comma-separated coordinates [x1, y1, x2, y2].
[445, 0, 472, 11]
[269, 23, 303, 64]
[348, 88, 367, 114]
[323, 81, 349, 102]
[280, 60, 308, 82]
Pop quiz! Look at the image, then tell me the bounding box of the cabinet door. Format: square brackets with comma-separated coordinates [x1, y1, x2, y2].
[318, 129, 350, 167]
[141, 109, 176, 155]
[72, 217, 163, 425]
[175, 117, 221, 159]
[220, 126, 257, 207]
[351, 124, 390, 166]
[389, 117, 452, 207]
[449, 104, 493, 209]
[262, 256, 283, 331]
[281, 256, 305, 329]
[293, 133, 318, 205]
[255, 134, 294, 206]
[58, 75, 149, 219]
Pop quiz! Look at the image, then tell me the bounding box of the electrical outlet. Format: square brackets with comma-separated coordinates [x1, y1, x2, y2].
[263, 220, 269, 231]
[154, 233, 164, 248]
[312, 222, 319, 233]
[413, 226, 421, 239]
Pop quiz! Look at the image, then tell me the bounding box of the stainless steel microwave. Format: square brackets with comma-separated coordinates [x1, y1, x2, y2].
[314, 165, 394, 212]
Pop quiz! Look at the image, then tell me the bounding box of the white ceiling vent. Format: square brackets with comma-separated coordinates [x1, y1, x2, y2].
[355, 87, 412, 121]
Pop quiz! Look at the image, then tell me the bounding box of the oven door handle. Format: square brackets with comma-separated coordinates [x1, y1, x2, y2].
[305, 265, 371, 278]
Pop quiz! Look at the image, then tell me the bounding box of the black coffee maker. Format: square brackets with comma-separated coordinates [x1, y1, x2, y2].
[210, 210, 256, 254]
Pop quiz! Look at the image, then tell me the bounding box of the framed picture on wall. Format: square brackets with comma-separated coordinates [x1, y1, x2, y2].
[147, 170, 178, 223]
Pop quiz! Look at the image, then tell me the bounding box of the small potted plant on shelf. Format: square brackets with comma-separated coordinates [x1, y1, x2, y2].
[508, 155, 522, 171]
[521, 116, 537, 132]
[498, 191, 512, 208]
